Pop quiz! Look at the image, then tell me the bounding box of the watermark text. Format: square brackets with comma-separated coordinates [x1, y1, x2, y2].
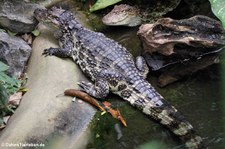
[1, 142, 45, 148]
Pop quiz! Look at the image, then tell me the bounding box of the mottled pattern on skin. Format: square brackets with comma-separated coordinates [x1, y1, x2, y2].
[117, 84, 127, 91]
[102, 1, 181, 27]
[34, 7, 204, 149]
[102, 4, 142, 27]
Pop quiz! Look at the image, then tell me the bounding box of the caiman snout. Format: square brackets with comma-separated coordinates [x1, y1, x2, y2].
[34, 8, 48, 22]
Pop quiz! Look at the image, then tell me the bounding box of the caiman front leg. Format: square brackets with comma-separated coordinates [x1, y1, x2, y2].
[135, 56, 149, 78]
[42, 32, 74, 58]
[78, 69, 124, 99]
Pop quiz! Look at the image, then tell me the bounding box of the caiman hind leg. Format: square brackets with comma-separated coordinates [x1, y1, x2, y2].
[78, 79, 109, 99]
[135, 56, 149, 78]
[42, 32, 74, 58]
[78, 69, 125, 99]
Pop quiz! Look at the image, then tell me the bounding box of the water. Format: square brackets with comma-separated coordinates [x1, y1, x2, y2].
[87, 28, 224, 149]
[52, 0, 224, 148]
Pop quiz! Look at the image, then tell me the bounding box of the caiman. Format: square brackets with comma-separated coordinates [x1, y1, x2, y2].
[34, 7, 204, 149]
[102, 1, 181, 27]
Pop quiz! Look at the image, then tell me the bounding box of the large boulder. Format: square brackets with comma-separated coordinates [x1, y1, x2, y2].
[0, 32, 32, 77]
[0, 0, 44, 33]
[0, 24, 96, 149]
[137, 16, 225, 86]
[137, 15, 225, 56]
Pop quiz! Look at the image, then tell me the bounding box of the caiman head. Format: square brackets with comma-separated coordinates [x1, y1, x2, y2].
[34, 7, 81, 29]
[102, 4, 142, 27]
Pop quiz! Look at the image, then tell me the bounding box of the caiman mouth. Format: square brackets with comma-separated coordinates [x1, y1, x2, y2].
[102, 6, 141, 26]
[102, 13, 131, 25]
[102, 17, 122, 25]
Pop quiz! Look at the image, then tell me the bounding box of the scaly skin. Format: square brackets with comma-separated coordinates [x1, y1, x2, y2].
[102, 1, 181, 27]
[102, 4, 142, 27]
[34, 7, 204, 149]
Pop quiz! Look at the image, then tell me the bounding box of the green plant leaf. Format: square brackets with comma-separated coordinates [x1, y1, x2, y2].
[7, 30, 17, 36]
[209, 0, 225, 29]
[32, 29, 40, 36]
[0, 62, 19, 121]
[0, 83, 8, 106]
[89, 0, 122, 12]
[0, 61, 9, 72]
[0, 28, 6, 33]
[0, 73, 18, 87]
[0, 69, 20, 95]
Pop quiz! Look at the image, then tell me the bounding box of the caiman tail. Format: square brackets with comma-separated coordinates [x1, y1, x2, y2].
[119, 79, 204, 149]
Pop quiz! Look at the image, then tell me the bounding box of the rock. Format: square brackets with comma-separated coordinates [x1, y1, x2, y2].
[137, 15, 225, 56]
[37, 0, 64, 7]
[0, 0, 44, 33]
[0, 32, 32, 77]
[0, 24, 96, 149]
[138, 16, 225, 86]
[158, 54, 220, 87]
[143, 53, 181, 71]
[143, 46, 223, 71]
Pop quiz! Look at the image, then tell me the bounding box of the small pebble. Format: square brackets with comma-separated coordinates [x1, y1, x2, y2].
[114, 123, 123, 140]
[72, 97, 76, 102]
[78, 99, 83, 103]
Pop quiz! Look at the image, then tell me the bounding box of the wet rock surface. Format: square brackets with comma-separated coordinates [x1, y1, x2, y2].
[0, 32, 32, 77]
[0, 0, 44, 33]
[0, 24, 96, 149]
[138, 15, 225, 56]
[157, 54, 220, 87]
[138, 15, 225, 86]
